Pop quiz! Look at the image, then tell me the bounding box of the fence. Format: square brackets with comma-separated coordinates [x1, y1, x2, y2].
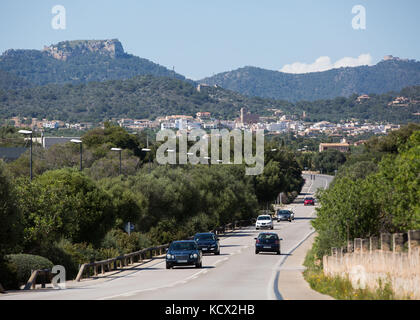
[323, 230, 420, 299]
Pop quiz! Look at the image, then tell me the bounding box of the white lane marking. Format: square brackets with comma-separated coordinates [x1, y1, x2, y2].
[98, 268, 208, 300]
[267, 230, 316, 300]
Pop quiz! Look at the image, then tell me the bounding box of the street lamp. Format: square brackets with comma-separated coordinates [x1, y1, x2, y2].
[19, 130, 33, 181]
[142, 148, 152, 173]
[71, 139, 83, 171]
[111, 148, 122, 175]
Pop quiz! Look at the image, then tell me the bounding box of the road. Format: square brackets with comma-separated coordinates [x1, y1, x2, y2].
[0, 174, 333, 300]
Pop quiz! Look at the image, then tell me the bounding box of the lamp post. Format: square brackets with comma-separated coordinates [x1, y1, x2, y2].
[111, 148, 122, 175]
[142, 148, 152, 173]
[18, 130, 33, 181]
[71, 139, 83, 171]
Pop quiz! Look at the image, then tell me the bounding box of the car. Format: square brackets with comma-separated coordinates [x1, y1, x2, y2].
[255, 232, 282, 255]
[256, 215, 274, 230]
[304, 197, 315, 206]
[194, 232, 220, 255]
[166, 240, 203, 269]
[277, 210, 293, 222]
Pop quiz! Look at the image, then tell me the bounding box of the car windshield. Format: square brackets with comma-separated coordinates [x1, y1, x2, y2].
[170, 242, 197, 251]
[195, 234, 215, 241]
[258, 216, 271, 220]
[278, 211, 290, 215]
[259, 234, 278, 240]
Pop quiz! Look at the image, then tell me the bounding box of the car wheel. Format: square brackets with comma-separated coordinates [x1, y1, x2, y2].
[196, 262, 202, 268]
[166, 264, 171, 269]
[277, 251, 281, 255]
[255, 250, 259, 254]
[215, 250, 220, 255]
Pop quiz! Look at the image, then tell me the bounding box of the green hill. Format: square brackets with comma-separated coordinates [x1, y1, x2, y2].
[0, 39, 186, 88]
[0, 75, 418, 124]
[200, 58, 420, 102]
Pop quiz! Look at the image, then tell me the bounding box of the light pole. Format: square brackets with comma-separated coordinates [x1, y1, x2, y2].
[19, 130, 33, 181]
[111, 148, 122, 175]
[142, 148, 152, 173]
[71, 139, 83, 171]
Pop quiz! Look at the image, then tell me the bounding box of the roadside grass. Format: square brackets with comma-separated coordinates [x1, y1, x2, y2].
[303, 246, 399, 300]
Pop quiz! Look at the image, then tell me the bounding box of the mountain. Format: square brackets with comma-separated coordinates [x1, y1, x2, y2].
[200, 57, 420, 102]
[0, 39, 186, 88]
[0, 74, 418, 124]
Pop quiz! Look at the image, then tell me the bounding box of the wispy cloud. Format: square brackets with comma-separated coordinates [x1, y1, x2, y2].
[280, 54, 373, 74]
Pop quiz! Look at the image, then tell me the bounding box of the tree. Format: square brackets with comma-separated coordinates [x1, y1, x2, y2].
[16, 169, 115, 250]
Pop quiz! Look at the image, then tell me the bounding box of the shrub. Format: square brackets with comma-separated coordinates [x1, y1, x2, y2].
[5, 254, 53, 288]
[101, 229, 152, 255]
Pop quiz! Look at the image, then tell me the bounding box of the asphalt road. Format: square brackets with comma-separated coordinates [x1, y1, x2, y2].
[0, 174, 333, 300]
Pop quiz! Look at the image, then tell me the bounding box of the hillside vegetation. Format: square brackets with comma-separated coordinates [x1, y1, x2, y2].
[0, 74, 419, 123]
[200, 59, 420, 102]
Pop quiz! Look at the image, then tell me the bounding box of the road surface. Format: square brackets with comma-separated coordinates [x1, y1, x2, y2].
[0, 174, 333, 300]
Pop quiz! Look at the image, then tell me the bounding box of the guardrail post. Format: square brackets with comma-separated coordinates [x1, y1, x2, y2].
[0, 283, 4, 293]
[347, 240, 354, 253]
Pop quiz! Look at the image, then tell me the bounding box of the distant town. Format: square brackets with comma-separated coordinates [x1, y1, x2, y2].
[5, 93, 405, 142]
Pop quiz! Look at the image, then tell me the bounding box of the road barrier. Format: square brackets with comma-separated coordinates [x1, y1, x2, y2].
[76, 244, 169, 282]
[19, 219, 256, 287]
[24, 269, 53, 290]
[324, 230, 420, 299]
[76, 219, 256, 282]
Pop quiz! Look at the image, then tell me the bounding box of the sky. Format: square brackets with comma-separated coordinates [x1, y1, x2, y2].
[0, 0, 419, 80]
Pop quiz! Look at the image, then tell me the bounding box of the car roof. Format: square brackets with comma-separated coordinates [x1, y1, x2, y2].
[195, 232, 215, 236]
[171, 240, 196, 243]
[258, 215, 272, 217]
[258, 232, 278, 236]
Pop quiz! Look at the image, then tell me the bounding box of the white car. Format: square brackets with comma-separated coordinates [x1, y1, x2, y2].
[256, 215, 274, 230]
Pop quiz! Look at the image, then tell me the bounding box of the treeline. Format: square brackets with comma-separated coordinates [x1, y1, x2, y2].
[0, 73, 419, 123]
[311, 124, 420, 260]
[0, 123, 304, 289]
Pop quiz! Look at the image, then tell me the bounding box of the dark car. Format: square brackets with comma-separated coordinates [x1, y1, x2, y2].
[255, 233, 282, 255]
[277, 210, 293, 222]
[194, 232, 220, 255]
[166, 240, 202, 269]
[304, 197, 315, 206]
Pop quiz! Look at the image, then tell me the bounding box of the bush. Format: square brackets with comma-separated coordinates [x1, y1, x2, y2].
[0, 255, 19, 290]
[5, 254, 53, 288]
[101, 229, 152, 255]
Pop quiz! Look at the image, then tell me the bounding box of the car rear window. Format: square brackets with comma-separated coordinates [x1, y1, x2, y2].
[259, 234, 278, 240]
[170, 242, 197, 251]
[195, 234, 215, 241]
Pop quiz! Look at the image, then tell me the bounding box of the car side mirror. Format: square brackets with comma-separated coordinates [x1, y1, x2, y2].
[254, 238, 258, 240]
[165, 248, 168, 252]
[280, 238, 283, 241]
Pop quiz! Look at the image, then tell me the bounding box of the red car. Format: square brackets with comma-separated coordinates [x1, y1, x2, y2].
[304, 197, 315, 206]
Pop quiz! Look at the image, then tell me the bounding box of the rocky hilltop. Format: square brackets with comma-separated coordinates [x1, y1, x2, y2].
[42, 39, 126, 61]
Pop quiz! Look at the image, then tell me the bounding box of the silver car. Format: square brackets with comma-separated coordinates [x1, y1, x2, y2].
[256, 215, 274, 230]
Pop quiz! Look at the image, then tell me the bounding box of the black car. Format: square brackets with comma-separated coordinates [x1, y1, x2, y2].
[166, 240, 203, 269]
[194, 232, 220, 255]
[277, 210, 293, 222]
[255, 233, 282, 255]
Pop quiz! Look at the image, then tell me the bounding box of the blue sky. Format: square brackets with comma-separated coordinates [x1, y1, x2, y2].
[0, 0, 419, 80]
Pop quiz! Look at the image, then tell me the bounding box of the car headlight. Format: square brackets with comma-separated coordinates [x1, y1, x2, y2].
[166, 254, 173, 259]
[190, 253, 198, 259]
